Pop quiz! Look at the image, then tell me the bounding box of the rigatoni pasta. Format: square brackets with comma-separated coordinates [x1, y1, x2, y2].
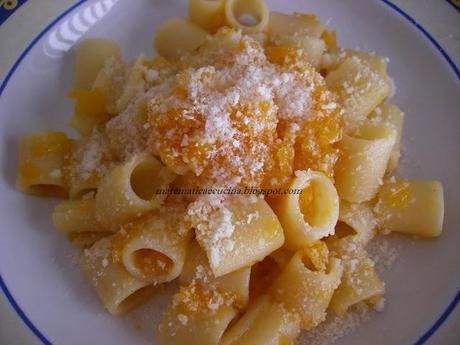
[270, 250, 343, 330]
[338, 200, 377, 245]
[73, 38, 121, 92]
[189, 0, 225, 32]
[79, 236, 159, 315]
[225, 0, 269, 34]
[154, 17, 209, 60]
[15, 0, 445, 343]
[157, 282, 237, 345]
[68, 89, 111, 136]
[326, 55, 391, 125]
[369, 103, 405, 172]
[220, 294, 300, 345]
[374, 179, 444, 237]
[274, 170, 339, 250]
[95, 152, 175, 229]
[180, 240, 251, 307]
[112, 206, 192, 284]
[328, 235, 385, 316]
[53, 198, 112, 247]
[16, 131, 72, 197]
[268, 12, 325, 38]
[271, 34, 326, 68]
[335, 123, 397, 203]
[53, 198, 108, 234]
[191, 195, 284, 277]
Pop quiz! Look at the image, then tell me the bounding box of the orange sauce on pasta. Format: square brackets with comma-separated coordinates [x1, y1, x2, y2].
[19, 162, 41, 182]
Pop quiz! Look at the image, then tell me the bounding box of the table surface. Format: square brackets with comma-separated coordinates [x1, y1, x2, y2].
[0, 0, 459, 344]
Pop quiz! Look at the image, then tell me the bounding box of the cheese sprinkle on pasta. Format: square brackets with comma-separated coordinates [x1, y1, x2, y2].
[148, 28, 342, 189]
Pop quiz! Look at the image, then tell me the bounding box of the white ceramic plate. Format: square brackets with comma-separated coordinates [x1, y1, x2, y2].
[1, 0, 459, 344]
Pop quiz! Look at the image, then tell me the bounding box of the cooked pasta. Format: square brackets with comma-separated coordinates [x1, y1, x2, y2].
[220, 294, 300, 345]
[270, 34, 326, 68]
[328, 236, 385, 316]
[155, 17, 209, 60]
[79, 236, 159, 315]
[16, 131, 72, 197]
[73, 38, 121, 92]
[157, 282, 237, 345]
[15, 0, 445, 343]
[369, 103, 405, 172]
[274, 170, 339, 250]
[321, 48, 388, 77]
[95, 152, 175, 229]
[269, 250, 343, 330]
[112, 205, 192, 284]
[53, 198, 111, 247]
[225, 0, 269, 34]
[338, 200, 377, 245]
[326, 54, 391, 125]
[66, 130, 112, 199]
[335, 123, 397, 203]
[53, 198, 108, 234]
[68, 89, 111, 136]
[374, 179, 444, 237]
[191, 195, 284, 277]
[268, 12, 325, 38]
[189, 0, 225, 32]
[180, 240, 251, 307]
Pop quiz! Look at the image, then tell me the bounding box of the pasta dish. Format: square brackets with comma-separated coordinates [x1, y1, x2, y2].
[15, 0, 444, 344]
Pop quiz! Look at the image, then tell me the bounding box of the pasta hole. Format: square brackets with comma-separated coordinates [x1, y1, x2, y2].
[227, 0, 266, 29]
[72, 188, 97, 200]
[301, 254, 317, 272]
[130, 158, 163, 201]
[298, 179, 331, 228]
[238, 13, 259, 27]
[249, 256, 280, 299]
[27, 184, 68, 198]
[335, 221, 357, 238]
[68, 231, 111, 247]
[133, 249, 173, 277]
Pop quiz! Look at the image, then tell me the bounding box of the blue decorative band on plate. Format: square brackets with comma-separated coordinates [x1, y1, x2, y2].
[0, 0, 27, 26]
[446, 0, 460, 12]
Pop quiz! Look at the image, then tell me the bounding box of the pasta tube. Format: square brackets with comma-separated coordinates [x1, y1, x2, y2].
[274, 170, 339, 249]
[269, 251, 343, 330]
[73, 38, 121, 91]
[95, 152, 175, 229]
[225, 0, 269, 34]
[328, 236, 385, 316]
[335, 123, 396, 203]
[16, 131, 72, 197]
[189, 0, 225, 32]
[112, 205, 192, 284]
[180, 240, 250, 307]
[192, 195, 284, 277]
[374, 179, 444, 238]
[155, 17, 209, 60]
[220, 294, 300, 345]
[79, 236, 158, 315]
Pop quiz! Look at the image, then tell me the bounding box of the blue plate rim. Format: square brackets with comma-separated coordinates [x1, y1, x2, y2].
[0, 0, 459, 344]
